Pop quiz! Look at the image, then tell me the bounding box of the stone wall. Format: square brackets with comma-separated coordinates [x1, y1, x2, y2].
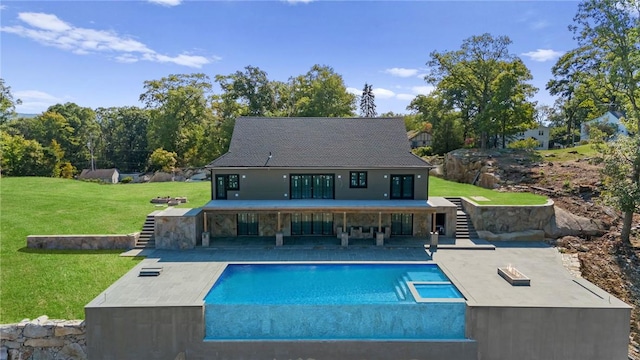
[0, 316, 86, 360]
[462, 198, 555, 234]
[154, 208, 203, 250]
[26, 234, 137, 250]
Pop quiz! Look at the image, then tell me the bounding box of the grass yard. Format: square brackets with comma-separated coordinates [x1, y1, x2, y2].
[0, 177, 210, 323]
[0, 176, 546, 323]
[538, 144, 598, 162]
[429, 177, 547, 205]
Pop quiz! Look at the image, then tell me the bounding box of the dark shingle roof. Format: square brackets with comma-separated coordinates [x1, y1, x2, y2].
[79, 168, 118, 179]
[207, 117, 431, 168]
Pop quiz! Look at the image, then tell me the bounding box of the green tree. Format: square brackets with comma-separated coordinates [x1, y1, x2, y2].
[46, 103, 99, 170]
[0, 131, 56, 176]
[359, 83, 377, 117]
[431, 117, 464, 155]
[569, 0, 640, 244]
[425, 33, 537, 148]
[290, 65, 356, 117]
[140, 73, 214, 166]
[148, 148, 178, 172]
[0, 79, 21, 125]
[95, 106, 150, 172]
[215, 66, 278, 117]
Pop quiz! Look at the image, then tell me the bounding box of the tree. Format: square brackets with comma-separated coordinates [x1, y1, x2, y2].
[569, 0, 640, 244]
[290, 65, 356, 117]
[425, 33, 537, 148]
[215, 66, 278, 117]
[0, 78, 21, 125]
[95, 106, 150, 172]
[359, 83, 376, 117]
[148, 148, 177, 173]
[140, 73, 214, 166]
[0, 131, 56, 176]
[46, 103, 99, 169]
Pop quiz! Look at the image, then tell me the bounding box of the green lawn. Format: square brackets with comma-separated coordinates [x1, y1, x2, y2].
[0, 177, 210, 323]
[429, 177, 547, 205]
[0, 176, 546, 323]
[538, 144, 598, 162]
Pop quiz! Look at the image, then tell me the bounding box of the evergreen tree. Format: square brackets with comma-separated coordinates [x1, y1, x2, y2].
[359, 83, 377, 117]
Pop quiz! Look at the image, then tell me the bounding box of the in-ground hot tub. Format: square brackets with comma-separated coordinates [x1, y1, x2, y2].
[204, 263, 466, 340]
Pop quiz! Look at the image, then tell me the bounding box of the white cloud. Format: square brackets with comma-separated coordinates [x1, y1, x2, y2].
[530, 20, 549, 30]
[372, 88, 395, 99]
[0, 5, 7, 11]
[521, 49, 564, 62]
[396, 94, 415, 101]
[1, 12, 218, 68]
[346, 87, 360, 96]
[411, 85, 434, 95]
[14, 90, 66, 113]
[148, 0, 182, 6]
[384, 68, 419, 78]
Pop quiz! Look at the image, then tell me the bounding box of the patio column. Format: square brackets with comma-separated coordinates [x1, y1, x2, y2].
[431, 212, 436, 233]
[378, 212, 382, 233]
[277, 212, 281, 231]
[203, 211, 207, 232]
[343, 212, 347, 232]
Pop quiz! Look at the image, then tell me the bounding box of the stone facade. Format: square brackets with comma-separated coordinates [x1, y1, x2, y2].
[26, 234, 137, 250]
[154, 208, 204, 250]
[462, 198, 555, 234]
[0, 316, 86, 360]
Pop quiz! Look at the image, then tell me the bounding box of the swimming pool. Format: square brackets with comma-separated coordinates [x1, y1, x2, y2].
[204, 263, 466, 340]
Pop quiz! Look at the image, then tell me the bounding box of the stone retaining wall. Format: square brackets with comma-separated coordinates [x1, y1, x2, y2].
[462, 198, 555, 234]
[26, 234, 138, 250]
[0, 316, 86, 360]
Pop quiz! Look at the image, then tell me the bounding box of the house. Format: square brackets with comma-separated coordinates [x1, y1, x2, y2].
[407, 129, 432, 149]
[506, 125, 550, 150]
[78, 168, 119, 184]
[201, 117, 454, 242]
[580, 111, 628, 141]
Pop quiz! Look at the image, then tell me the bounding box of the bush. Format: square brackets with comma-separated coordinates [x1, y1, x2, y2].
[121, 176, 133, 184]
[507, 138, 539, 150]
[412, 146, 433, 157]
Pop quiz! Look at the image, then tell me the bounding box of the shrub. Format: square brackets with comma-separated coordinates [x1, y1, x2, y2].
[412, 146, 433, 157]
[507, 138, 539, 150]
[121, 176, 133, 184]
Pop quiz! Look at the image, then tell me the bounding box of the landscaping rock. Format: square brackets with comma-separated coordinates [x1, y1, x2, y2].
[477, 229, 545, 241]
[23, 323, 51, 338]
[545, 206, 607, 238]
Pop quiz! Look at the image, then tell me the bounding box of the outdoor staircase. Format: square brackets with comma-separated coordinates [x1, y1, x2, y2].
[445, 197, 479, 240]
[393, 273, 412, 301]
[134, 214, 156, 249]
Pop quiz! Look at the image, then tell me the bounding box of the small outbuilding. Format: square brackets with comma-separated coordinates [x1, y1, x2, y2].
[79, 168, 120, 184]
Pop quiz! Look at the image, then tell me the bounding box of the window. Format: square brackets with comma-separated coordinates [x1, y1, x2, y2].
[237, 213, 258, 235]
[290, 174, 334, 199]
[390, 175, 414, 199]
[391, 213, 413, 235]
[215, 174, 240, 199]
[538, 130, 544, 136]
[291, 213, 333, 235]
[350, 171, 367, 188]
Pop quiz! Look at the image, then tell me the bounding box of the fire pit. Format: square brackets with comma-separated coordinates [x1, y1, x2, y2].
[497, 264, 530, 286]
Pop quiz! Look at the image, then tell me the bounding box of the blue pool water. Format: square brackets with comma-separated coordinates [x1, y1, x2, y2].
[204, 263, 466, 340]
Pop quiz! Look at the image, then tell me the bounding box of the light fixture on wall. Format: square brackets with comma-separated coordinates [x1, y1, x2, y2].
[242, 175, 246, 179]
[384, 175, 388, 179]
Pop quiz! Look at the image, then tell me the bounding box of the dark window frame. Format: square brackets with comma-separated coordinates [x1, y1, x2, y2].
[390, 174, 414, 200]
[237, 212, 259, 236]
[349, 171, 368, 188]
[215, 174, 240, 199]
[289, 174, 335, 199]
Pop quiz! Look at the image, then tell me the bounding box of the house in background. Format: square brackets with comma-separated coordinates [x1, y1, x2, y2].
[580, 111, 628, 142]
[78, 168, 120, 183]
[407, 129, 433, 149]
[198, 117, 456, 244]
[506, 125, 550, 150]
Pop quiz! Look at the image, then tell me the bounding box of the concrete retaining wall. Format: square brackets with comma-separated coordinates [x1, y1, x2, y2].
[26, 234, 137, 250]
[461, 198, 555, 233]
[0, 316, 86, 360]
[466, 306, 631, 360]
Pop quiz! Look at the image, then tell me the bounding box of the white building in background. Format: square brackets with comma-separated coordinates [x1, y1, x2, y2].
[506, 125, 550, 150]
[580, 111, 628, 142]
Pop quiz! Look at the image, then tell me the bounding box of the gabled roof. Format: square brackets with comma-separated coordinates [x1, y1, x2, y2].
[79, 168, 119, 179]
[207, 117, 431, 168]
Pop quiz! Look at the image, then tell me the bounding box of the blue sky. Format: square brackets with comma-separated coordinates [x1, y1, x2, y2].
[1, 1, 579, 115]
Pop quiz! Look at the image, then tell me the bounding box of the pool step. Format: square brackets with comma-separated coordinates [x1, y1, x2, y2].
[394, 274, 411, 301]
